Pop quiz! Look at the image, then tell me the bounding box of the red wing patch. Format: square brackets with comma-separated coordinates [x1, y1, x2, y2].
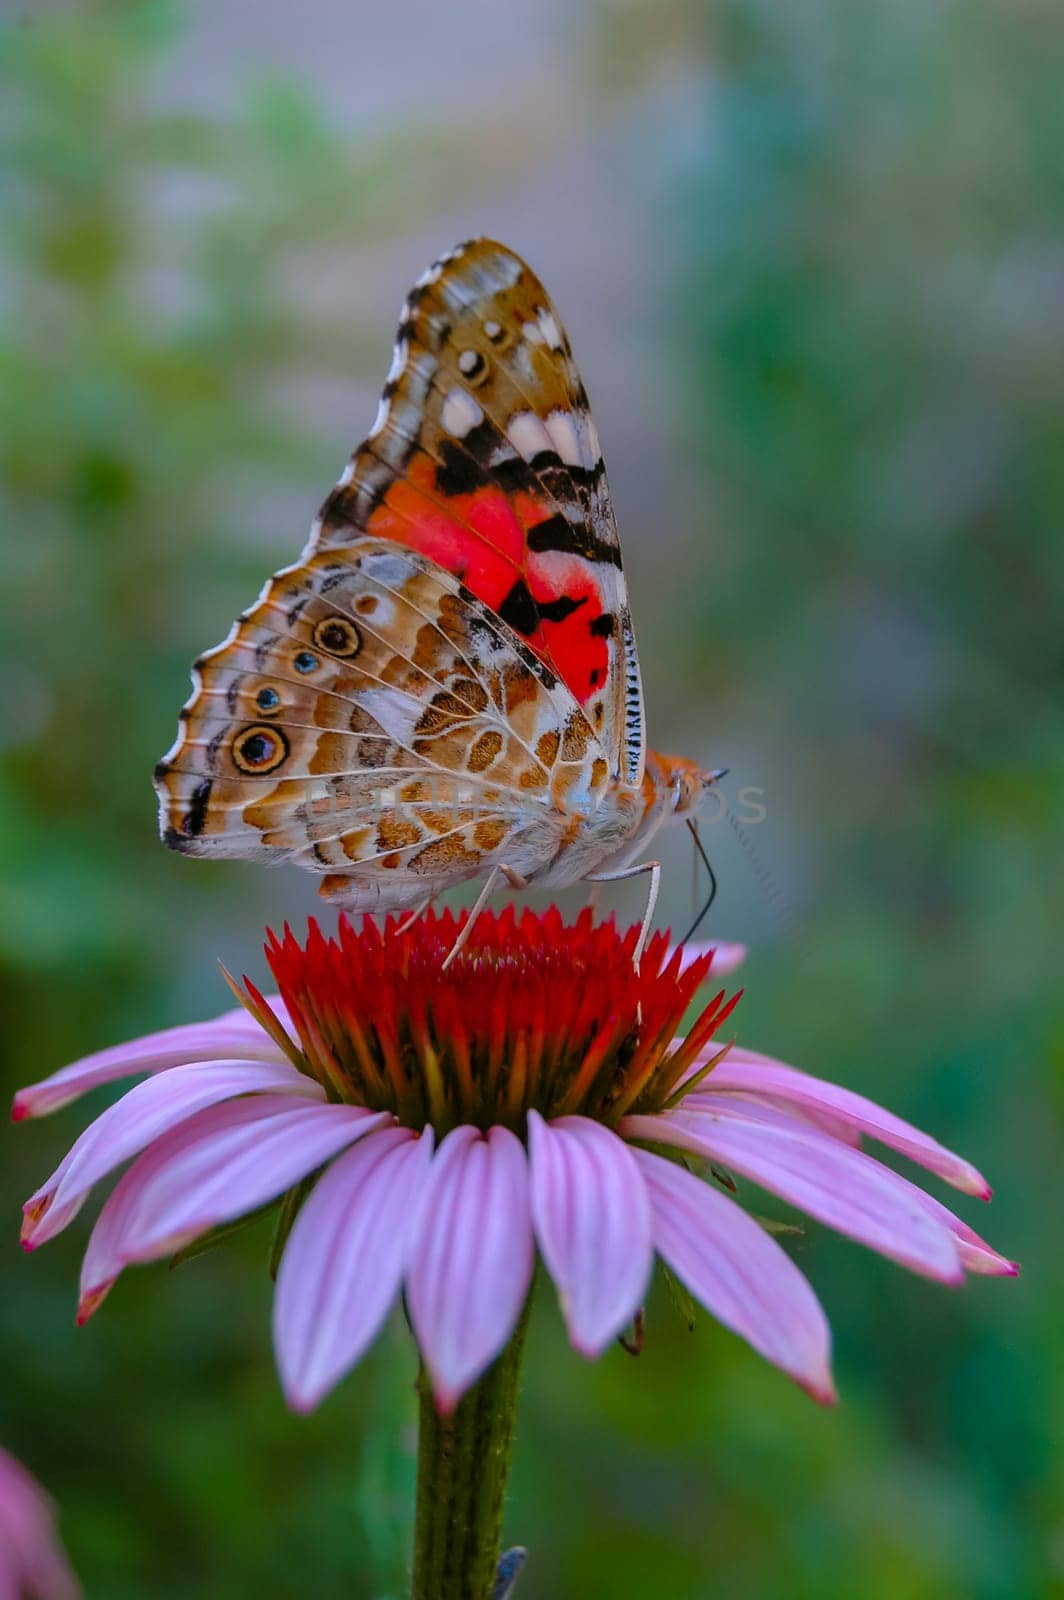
[366, 459, 612, 705]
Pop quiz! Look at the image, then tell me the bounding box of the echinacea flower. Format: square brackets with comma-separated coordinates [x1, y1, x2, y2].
[0, 1447, 80, 1600]
[16, 908, 1013, 1415]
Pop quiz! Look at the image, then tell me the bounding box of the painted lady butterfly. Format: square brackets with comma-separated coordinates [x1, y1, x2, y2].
[155, 240, 723, 958]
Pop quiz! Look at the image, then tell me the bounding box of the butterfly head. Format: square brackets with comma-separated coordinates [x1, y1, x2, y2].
[649, 753, 728, 819]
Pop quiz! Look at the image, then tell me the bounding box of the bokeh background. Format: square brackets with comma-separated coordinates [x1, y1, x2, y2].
[2, 1, 1061, 1595]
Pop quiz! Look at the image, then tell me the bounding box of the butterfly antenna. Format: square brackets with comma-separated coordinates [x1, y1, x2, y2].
[681, 819, 718, 943]
[725, 807, 797, 936]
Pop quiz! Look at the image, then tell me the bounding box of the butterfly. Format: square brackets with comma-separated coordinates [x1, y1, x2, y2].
[154, 239, 723, 960]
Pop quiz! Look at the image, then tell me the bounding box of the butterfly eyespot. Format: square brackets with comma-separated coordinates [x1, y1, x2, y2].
[457, 348, 488, 383]
[482, 319, 507, 344]
[256, 686, 281, 713]
[312, 616, 362, 658]
[232, 724, 289, 774]
[294, 650, 320, 674]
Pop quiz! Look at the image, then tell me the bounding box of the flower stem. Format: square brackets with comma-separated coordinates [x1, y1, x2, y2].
[412, 1297, 531, 1600]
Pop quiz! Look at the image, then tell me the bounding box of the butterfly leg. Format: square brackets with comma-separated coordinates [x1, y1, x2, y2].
[585, 859, 662, 970]
[441, 864, 529, 971]
[393, 894, 435, 938]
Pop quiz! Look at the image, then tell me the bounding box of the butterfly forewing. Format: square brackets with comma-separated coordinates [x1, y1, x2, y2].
[313, 238, 645, 787]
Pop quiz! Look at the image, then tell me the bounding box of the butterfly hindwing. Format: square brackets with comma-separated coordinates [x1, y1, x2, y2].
[313, 239, 646, 788]
[155, 538, 614, 908]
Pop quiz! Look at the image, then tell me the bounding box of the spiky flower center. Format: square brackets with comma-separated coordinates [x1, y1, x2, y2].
[238, 908, 740, 1137]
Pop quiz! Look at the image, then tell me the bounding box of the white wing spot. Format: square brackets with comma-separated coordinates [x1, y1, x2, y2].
[522, 320, 545, 345]
[441, 388, 484, 438]
[539, 309, 563, 349]
[483, 319, 502, 339]
[363, 596, 396, 628]
[545, 408, 585, 467]
[508, 410, 555, 459]
[458, 348, 480, 375]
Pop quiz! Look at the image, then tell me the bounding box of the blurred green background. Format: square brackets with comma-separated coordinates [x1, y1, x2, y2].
[1, 1, 1060, 1595]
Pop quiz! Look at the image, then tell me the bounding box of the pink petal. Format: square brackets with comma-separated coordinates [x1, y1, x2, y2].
[78, 1095, 390, 1318]
[23, 1060, 322, 1250]
[527, 1113, 652, 1357]
[683, 1047, 990, 1196]
[632, 1147, 835, 1403]
[0, 1448, 80, 1600]
[274, 1125, 435, 1412]
[13, 1002, 290, 1121]
[903, 1178, 1018, 1277]
[621, 1100, 964, 1282]
[675, 940, 748, 979]
[0, 1467, 69, 1600]
[406, 1126, 534, 1413]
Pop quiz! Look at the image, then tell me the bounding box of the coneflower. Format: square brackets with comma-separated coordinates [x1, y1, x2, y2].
[16, 909, 1013, 1599]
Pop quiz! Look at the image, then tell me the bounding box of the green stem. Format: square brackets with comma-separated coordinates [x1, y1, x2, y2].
[411, 1297, 531, 1600]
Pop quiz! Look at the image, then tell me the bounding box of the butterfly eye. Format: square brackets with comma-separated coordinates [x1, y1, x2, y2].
[232, 724, 289, 774]
[256, 686, 281, 713]
[312, 616, 362, 658]
[294, 651, 319, 674]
